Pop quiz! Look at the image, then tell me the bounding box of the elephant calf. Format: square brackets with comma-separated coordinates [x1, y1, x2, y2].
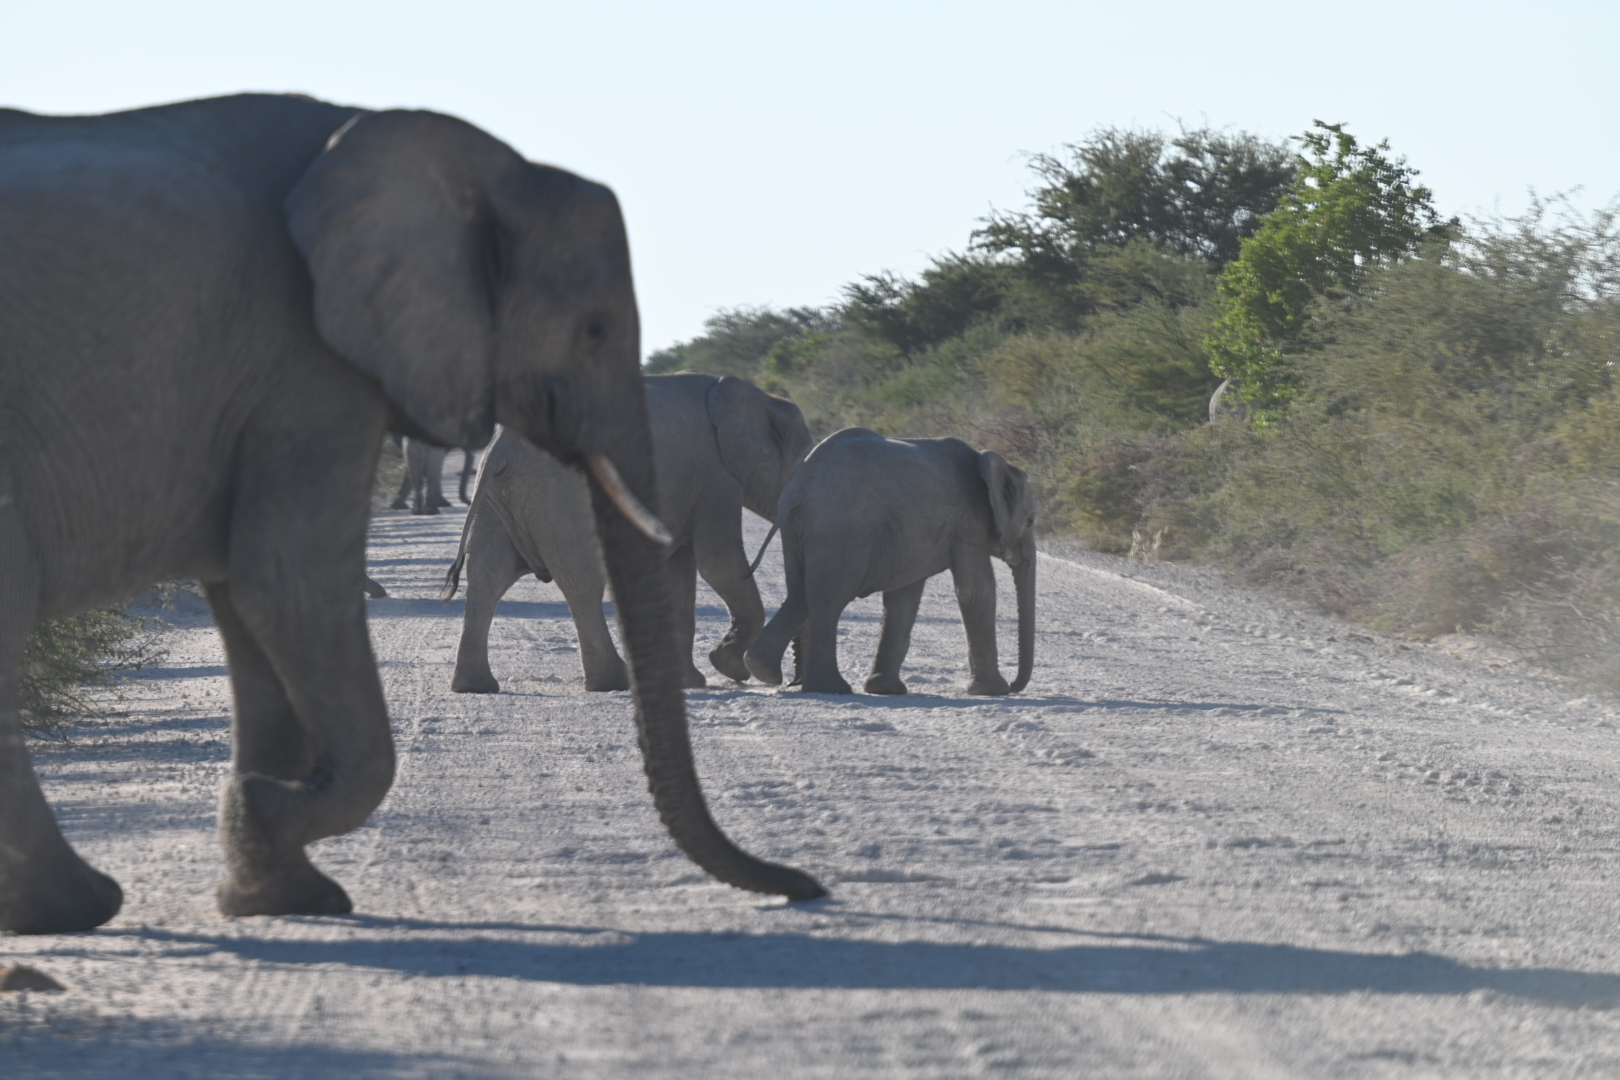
[442, 372, 813, 692]
[744, 427, 1037, 696]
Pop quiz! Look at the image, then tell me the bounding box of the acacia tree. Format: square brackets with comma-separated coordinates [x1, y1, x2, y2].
[974, 127, 1296, 274]
[1205, 122, 1449, 412]
[840, 126, 1296, 358]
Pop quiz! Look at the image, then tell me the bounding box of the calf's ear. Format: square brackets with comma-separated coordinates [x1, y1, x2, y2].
[286, 110, 521, 449]
[978, 450, 1030, 547]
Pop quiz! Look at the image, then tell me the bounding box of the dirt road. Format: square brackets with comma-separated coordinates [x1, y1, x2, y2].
[7, 457, 1620, 1077]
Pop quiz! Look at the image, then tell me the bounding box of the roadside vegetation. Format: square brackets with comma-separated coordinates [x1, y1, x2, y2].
[650, 123, 1620, 689]
[22, 607, 164, 735]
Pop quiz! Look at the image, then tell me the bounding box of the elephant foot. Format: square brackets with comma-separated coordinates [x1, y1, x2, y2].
[682, 666, 710, 690]
[218, 850, 352, 918]
[0, 855, 123, 935]
[412, 505, 440, 516]
[743, 649, 783, 686]
[363, 576, 388, 599]
[965, 673, 1011, 696]
[708, 643, 752, 683]
[388, 497, 408, 511]
[863, 672, 908, 695]
[451, 668, 501, 694]
[584, 665, 632, 692]
[800, 672, 854, 695]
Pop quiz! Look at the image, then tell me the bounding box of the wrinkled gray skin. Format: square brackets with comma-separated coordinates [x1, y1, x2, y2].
[744, 428, 1037, 696]
[0, 94, 822, 935]
[443, 373, 813, 693]
[402, 437, 448, 515]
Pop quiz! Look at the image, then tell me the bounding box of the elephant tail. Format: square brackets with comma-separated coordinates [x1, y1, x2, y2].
[746, 521, 782, 578]
[439, 500, 478, 602]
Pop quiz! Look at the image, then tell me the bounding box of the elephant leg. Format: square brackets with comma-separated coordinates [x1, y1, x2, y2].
[430, 449, 449, 508]
[545, 548, 630, 693]
[431, 459, 451, 508]
[668, 543, 707, 689]
[389, 469, 410, 511]
[411, 472, 439, 515]
[797, 597, 854, 695]
[208, 578, 393, 917]
[745, 596, 803, 686]
[864, 578, 926, 695]
[458, 451, 476, 505]
[450, 505, 527, 694]
[696, 529, 766, 683]
[790, 546, 858, 695]
[0, 507, 124, 933]
[744, 537, 807, 686]
[951, 555, 1010, 696]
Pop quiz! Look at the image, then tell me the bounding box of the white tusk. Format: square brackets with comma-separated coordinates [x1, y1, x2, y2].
[586, 453, 673, 546]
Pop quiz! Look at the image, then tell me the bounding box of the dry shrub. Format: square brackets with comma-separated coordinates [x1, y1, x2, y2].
[23, 607, 165, 736]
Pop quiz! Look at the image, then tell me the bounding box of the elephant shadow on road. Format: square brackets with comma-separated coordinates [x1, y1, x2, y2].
[365, 597, 576, 621]
[689, 686, 1345, 717]
[112, 921, 1620, 1007]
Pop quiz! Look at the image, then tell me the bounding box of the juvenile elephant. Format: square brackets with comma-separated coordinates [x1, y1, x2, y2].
[0, 94, 822, 934]
[442, 372, 813, 693]
[744, 428, 1037, 696]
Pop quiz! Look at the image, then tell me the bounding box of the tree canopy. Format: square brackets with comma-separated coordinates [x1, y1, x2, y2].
[837, 126, 1295, 358]
[645, 306, 835, 377]
[974, 126, 1297, 271]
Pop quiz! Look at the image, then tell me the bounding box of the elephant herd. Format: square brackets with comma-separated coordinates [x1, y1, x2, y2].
[426, 372, 1036, 703]
[0, 93, 1033, 936]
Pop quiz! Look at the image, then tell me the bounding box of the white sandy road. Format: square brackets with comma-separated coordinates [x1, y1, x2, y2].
[7, 453, 1620, 1076]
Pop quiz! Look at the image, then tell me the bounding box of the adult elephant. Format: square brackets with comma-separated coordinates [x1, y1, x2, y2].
[0, 93, 822, 935]
[744, 428, 1037, 696]
[441, 372, 812, 693]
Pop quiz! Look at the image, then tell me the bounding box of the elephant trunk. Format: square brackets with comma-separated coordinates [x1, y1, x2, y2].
[1009, 550, 1036, 694]
[587, 453, 826, 902]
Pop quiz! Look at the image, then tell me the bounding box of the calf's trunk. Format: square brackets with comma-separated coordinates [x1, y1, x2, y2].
[1009, 554, 1036, 693]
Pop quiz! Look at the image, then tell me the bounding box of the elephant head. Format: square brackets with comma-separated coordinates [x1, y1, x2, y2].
[286, 111, 822, 900]
[706, 376, 814, 520]
[979, 451, 1037, 693]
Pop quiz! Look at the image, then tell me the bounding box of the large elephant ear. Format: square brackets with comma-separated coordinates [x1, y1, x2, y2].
[707, 376, 813, 520]
[978, 450, 1032, 548]
[285, 110, 523, 449]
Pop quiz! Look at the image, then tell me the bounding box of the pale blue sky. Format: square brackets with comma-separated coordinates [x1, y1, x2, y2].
[6, 1, 1616, 354]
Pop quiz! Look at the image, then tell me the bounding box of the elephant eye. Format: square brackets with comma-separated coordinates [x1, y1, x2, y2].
[584, 316, 608, 341]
